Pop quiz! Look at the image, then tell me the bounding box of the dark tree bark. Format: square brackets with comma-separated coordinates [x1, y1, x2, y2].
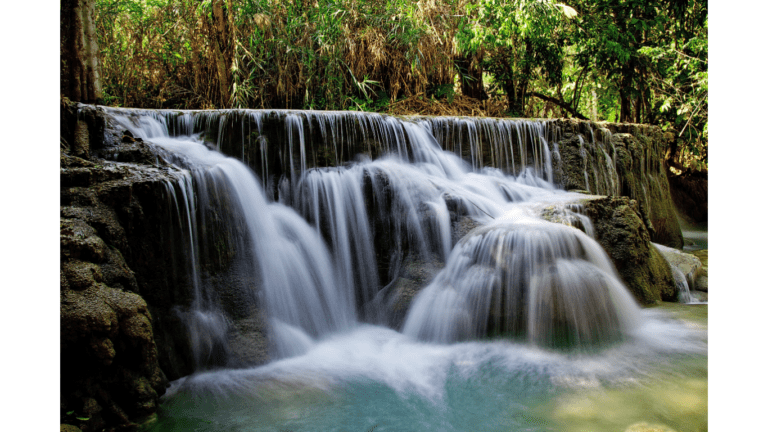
[619, 83, 632, 123]
[209, 0, 234, 107]
[456, 53, 488, 101]
[529, 92, 589, 120]
[61, 0, 102, 103]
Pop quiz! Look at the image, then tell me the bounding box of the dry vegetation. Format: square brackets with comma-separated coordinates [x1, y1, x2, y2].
[92, 0, 707, 169]
[96, 0, 465, 111]
[387, 93, 508, 117]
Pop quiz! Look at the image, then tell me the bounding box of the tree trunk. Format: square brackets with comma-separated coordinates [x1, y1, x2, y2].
[456, 53, 487, 100]
[619, 87, 632, 123]
[211, 0, 233, 107]
[61, 0, 102, 103]
[505, 83, 525, 116]
[529, 92, 589, 120]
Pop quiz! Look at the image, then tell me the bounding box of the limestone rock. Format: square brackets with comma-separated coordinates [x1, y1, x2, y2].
[380, 255, 444, 330]
[61, 260, 103, 290]
[228, 310, 270, 368]
[451, 215, 482, 244]
[60, 100, 174, 432]
[582, 196, 676, 304]
[691, 249, 708, 292]
[550, 120, 683, 248]
[60, 218, 108, 263]
[654, 244, 703, 292]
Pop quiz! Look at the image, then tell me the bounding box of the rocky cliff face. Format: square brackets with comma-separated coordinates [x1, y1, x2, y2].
[61, 101, 192, 431]
[59, 101, 279, 431]
[581, 196, 677, 304]
[60, 152, 173, 431]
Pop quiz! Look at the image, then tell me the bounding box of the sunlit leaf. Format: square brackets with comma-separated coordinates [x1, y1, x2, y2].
[556, 4, 578, 19]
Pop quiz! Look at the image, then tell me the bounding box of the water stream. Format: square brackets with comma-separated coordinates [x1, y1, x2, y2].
[103, 108, 706, 432]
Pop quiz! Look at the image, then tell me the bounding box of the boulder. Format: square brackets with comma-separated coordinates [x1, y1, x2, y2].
[380, 255, 444, 330]
[227, 309, 271, 368]
[690, 250, 708, 292]
[580, 196, 677, 304]
[653, 244, 703, 292]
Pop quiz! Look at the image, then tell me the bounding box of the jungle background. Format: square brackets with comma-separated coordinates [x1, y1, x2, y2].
[69, 0, 708, 171]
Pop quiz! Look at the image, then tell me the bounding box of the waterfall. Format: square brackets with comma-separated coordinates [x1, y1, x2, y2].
[109, 112, 356, 361]
[101, 106, 647, 363]
[401, 217, 639, 347]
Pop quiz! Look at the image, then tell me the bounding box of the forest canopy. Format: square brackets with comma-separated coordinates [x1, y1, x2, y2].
[77, 0, 707, 167]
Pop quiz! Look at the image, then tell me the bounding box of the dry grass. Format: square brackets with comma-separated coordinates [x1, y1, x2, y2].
[387, 93, 508, 117]
[95, 0, 477, 111]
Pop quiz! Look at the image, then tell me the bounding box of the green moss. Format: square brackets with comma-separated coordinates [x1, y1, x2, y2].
[583, 196, 676, 305]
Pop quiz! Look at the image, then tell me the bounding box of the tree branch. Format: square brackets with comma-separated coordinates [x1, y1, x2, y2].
[529, 92, 589, 120]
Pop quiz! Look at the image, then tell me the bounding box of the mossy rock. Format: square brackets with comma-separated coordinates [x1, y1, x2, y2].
[582, 196, 676, 304]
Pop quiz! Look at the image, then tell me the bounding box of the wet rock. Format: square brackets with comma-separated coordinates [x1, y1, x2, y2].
[228, 309, 270, 368]
[61, 260, 104, 290]
[690, 250, 708, 292]
[551, 119, 682, 248]
[61, 101, 179, 432]
[60, 218, 108, 263]
[104, 140, 160, 165]
[61, 150, 96, 169]
[384, 255, 445, 329]
[60, 280, 166, 430]
[582, 196, 676, 304]
[654, 244, 703, 292]
[451, 215, 482, 244]
[386, 277, 422, 329]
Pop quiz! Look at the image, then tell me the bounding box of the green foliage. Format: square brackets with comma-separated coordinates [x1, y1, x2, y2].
[94, 0, 457, 111]
[91, 0, 707, 167]
[639, 17, 708, 164]
[454, 0, 577, 115]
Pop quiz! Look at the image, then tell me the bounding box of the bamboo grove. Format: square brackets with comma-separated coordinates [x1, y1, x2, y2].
[91, 0, 707, 167]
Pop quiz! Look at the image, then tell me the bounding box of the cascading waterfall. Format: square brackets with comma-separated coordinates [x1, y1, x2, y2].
[109, 112, 356, 360]
[162, 173, 231, 369]
[292, 166, 381, 315]
[105, 106, 641, 351]
[402, 216, 640, 347]
[95, 106, 706, 432]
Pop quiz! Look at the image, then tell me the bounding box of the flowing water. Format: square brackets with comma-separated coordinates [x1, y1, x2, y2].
[102, 108, 706, 432]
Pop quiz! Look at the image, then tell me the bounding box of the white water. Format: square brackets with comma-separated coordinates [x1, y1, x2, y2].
[111, 113, 356, 360]
[101, 107, 706, 431]
[402, 218, 640, 346]
[154, 311, 705, 432]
